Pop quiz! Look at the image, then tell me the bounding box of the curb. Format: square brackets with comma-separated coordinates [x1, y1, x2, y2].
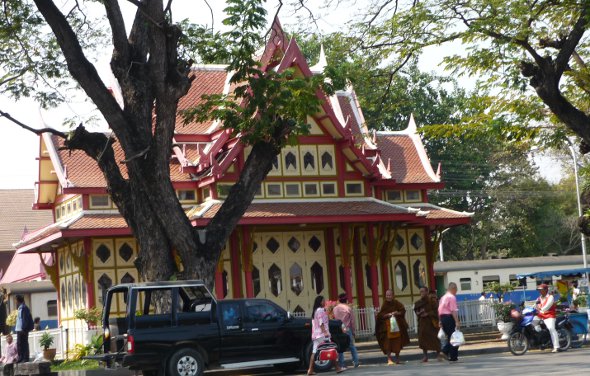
[348, 342, 508, 367]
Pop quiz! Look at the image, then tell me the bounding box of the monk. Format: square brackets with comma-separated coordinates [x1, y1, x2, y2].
[375, 289, 410, 365]
[414, 286, 442, 362]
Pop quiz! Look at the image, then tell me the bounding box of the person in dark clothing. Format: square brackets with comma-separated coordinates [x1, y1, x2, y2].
[0, 288, 8, 335]
[15, 295, 33, 363]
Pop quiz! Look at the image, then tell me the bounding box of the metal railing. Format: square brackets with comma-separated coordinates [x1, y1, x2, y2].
[295, 300, 499, 340]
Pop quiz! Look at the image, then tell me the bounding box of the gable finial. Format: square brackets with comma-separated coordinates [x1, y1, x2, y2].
[387, 158, 391, 173]
[407, 113, 418, 133]
[309, 44, 328, 73]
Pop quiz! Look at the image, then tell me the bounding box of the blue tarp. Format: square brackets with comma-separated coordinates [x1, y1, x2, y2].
[516, 267, 590, 279]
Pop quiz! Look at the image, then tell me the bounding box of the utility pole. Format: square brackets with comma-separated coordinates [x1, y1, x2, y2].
[566, 139, 588, 282]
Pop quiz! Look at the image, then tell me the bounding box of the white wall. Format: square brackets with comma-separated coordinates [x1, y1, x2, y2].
[29, 291, 58, 321]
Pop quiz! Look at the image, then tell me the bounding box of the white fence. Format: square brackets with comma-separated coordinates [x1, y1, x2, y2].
[0, 326, 100, 361]
[297, 300, 498, 340]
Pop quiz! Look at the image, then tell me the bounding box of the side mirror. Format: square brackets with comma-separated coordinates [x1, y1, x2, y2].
[286, 311, 293, 321]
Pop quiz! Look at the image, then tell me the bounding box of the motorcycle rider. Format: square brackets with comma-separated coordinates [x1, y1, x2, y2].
[533, 283, 559, 353]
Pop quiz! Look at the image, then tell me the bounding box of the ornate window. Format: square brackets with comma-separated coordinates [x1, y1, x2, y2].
[287, 237, 301, 253]
[265, 237, 280, 254]
[321, 182, 337, 196]
[413, 259, 427, 288]
[284, 183, 301, 197]
[303, 182, 319, 197]
[252, 266, 261, 297]
[385, 190, 402, 203]
[266, 183, 283, 197]
[405, 190, 421, 202]
[290, 263, 304, 296]
[268, 263, 283, 297]
[177, 190, 196, 201]
[394, 261, 408, 292]
[308, 235, 322, 252]
[345, 182, 363, 196]
[90, 195, 110, 208]
[118, 243, 133, 262]
[411, 233, 423, 250]
[96, 244, 111, 263]
[310, 262, 324, 294]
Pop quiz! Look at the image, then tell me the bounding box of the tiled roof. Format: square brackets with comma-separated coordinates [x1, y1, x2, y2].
[51, 136, 193, 188]
[68, 214, 128, 230]
[176, 68, 229, 135]
[0, 190, 53, 252]
[190, 198, 410, 221]
[376, 134, 437, 184]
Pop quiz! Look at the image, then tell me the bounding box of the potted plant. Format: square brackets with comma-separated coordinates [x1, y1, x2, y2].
[74, 307, 102, 329]
[493, 301, 516, 339]
[39, 331, 56, 361]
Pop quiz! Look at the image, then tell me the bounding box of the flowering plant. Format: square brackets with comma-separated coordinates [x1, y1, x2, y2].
[325, 300, 338, 318]
[493, 301, 516, 322]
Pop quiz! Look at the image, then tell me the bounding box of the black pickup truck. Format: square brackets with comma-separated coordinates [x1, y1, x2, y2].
[100, 280, 349, 376]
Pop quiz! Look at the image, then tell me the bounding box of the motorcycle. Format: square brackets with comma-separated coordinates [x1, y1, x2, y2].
[507, 306, 573, 356]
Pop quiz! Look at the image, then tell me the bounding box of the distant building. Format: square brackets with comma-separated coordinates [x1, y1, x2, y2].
[0, 189, 56, 328]
[434, 255, 590, 302]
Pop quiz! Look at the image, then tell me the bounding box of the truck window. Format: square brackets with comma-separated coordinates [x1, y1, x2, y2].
[221, 302, 241, 330]
[133, 288, 175, 329]
[244, 301, 284, 323]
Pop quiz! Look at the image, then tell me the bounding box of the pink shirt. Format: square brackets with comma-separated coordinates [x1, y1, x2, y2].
[312, 307, 329, 340]
[332, 303, 354, 332]
[438, 292, 458, 315]
[0, 341, 17, 364]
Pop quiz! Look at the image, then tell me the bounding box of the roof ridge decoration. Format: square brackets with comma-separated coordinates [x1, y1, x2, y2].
[400, 202, 475, 217]
[41, 132, 69, 188]
[309, 44, 327, 73]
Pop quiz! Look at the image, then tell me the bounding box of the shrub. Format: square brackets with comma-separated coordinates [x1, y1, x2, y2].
[5, 311, 17, 327]
[73, 308, 102, 327]
[493, 301, 516, 322]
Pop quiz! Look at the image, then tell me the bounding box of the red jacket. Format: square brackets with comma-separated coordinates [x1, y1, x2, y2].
[537, 295, 556, 319]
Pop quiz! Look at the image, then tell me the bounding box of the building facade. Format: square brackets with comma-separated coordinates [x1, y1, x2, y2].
[14, 22, 471, 334]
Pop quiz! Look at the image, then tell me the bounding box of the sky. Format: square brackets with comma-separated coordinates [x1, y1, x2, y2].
[0, 0, 564, 189]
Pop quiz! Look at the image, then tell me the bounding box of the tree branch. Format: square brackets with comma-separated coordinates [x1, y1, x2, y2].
[555, 5, 590, 76]
[32, 0, 133, 147]
[103, 0, 130, 69]
[0, 109, 66, 138]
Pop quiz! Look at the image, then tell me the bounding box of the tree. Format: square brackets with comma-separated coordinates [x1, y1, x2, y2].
[0, 0, 325, 287]
[298, 31, 580, 260]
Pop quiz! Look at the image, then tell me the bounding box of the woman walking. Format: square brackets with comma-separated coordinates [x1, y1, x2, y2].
[414, 286, 443, 362]
[307, 296, 343, 375]
[376, 289, 410, 365]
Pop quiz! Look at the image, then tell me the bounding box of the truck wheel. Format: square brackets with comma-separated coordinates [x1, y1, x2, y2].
[167, 348, 204, 376]
[304, 342, 334, 373]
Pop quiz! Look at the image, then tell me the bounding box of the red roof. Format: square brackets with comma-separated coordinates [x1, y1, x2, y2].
[337, 94, 366, 144]
[376, 134, 438, 184]
[51, 136, 194, 188]
[176, 68, 228, 135]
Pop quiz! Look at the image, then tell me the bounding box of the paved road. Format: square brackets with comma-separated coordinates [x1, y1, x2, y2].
[206, 347, 590, 375]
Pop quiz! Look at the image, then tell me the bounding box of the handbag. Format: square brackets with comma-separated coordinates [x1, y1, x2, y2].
[450, 330, 465, 347]
[315, 341, 338, 361]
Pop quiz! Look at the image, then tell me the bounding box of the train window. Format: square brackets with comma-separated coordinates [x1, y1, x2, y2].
[459, 278, 471, 291]
[482, 275, 500, 286]
[47, 300, 58, 317]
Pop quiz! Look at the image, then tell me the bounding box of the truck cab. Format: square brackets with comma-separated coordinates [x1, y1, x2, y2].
[100, 280, 349, 376]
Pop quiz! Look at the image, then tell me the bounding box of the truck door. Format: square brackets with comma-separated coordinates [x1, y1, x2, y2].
[242, 300, 293, 359]
[219, 301, 251, 363]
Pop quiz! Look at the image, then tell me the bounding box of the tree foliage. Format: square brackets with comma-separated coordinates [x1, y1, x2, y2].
[0, 0, 325, 287]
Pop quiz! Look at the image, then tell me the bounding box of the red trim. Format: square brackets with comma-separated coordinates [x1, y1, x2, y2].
[340, 224, 353, 304]
[63, 187, 108, 194]
[174, 134, 212, 142]
[215, 270, 224, 300]
[325, 228, 337, 300]
[32, 203, 53, 210]
[241, 227, 254, 298]
[193, 213, 419, 227]
[297, 136, 334, 144]
[172, 182, 199, 189]
[367, 224, 380, 308]
[63, 228, 131, 237]
[229, 231, 243, 298]
[371, 181, 445, 190]
[425, 228, 436, 289]
[82, 195, 90, 210]
[84, 238, 95, 308]
[353, 227, 365, 307]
